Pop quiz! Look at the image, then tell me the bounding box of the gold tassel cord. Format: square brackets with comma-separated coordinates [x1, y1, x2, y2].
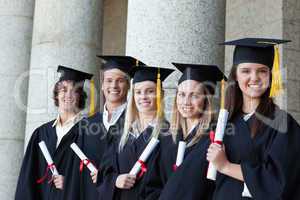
[156, 68, 162, 118]
[88, 79, 95, 117]
[269, 46, 283, 97]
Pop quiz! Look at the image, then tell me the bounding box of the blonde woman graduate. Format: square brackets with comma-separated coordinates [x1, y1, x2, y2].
[96, 65, 174, 200]
[142, 63, 226, 200]
[207, 38, 300, 199]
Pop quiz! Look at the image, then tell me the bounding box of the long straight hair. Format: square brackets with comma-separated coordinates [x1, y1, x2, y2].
[118, 81, 166, 152]
[225, 64, 276, 137]
[170, 83, 214, 147]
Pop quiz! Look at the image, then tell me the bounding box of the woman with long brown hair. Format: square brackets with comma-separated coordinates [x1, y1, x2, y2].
[207, 38, 300, 199]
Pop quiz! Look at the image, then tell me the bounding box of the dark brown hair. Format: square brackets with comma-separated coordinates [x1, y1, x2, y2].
[53, 80, 87, 110]
[225, 64, 275, 137]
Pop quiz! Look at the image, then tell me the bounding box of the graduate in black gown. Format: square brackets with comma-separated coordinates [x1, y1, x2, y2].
[96, 65, 174, 200]
[78, 56, 145, 199]
[15, 66, 93, 200]
[142, 63, 226, 200]
[207, 38, 300, 199]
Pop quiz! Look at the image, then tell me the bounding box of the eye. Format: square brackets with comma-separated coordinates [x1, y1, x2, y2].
[240, 68, 250, 73]
[105, 78, 113, 83]
[258, 68, 269, 74]
[134, 90, 141, 95]
[177, 92, 184, 97]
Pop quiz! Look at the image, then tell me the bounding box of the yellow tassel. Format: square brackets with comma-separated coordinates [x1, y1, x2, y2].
[156, 69, 163, 118]
[220, 79, 225, 109]
[269, 46, 283, 97]
[88, 79, 95, 117]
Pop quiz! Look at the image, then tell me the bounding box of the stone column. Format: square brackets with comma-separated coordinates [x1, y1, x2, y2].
[0, 0, 34, 199]
[125, 0, 226, 118]
[25, 0, 103, 146]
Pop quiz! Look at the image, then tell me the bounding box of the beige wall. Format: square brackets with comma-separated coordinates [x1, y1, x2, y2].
[225, 0, 300, 122]
[102, 0, 128, 55]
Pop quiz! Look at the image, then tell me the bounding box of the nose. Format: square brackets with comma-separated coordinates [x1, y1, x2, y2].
[250, 71, 259, 82]
[111, 80, 118, 88]
[183, 96, 191, 105]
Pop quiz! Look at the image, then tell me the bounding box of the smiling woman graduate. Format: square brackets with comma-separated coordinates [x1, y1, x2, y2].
[207, 38, 300, 200]
[95, 65, 174, 200]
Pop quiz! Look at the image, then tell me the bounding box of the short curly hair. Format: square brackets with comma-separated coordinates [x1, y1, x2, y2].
[53, 80, 87, 110]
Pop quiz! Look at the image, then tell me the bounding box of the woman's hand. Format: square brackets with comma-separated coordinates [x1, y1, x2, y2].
[91, 170, 98, 184]
[115, 174, 136, 189]
[53, 175, 64, 190]
[207, 143, 230, 174]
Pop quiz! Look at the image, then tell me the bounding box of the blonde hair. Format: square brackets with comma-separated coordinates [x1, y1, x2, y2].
[170, 83, 213, 147]
[118, 81, 166, 152]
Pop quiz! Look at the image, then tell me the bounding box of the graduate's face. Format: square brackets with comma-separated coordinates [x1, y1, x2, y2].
[177, 80, 206, 119]
[57, 81, 80, 113]
[134, 81, 157, 114]
[236, 63, 270, 100]
[102, 69, 129, 105]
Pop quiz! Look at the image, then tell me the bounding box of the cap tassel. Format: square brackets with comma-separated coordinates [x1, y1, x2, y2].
[269, 46, 283, 97]
[156, 69, 163, 118]
[88, 79, 95, 117]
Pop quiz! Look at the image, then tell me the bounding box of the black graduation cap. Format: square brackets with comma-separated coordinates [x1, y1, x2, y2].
[222, 38, 290, 68]
[172, 63, 226, 94]
[130, 65, 175, 84]
[97, 55, 145, 75]
[57, 65, 93, 82]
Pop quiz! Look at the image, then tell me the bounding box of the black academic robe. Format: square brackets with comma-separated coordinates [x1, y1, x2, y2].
[97, 125, 164, 200]
[78, 111, 125, 200]
[15, 120, 84, 200]
[142, 126, 215, 200]
[213, 109, 300, 200]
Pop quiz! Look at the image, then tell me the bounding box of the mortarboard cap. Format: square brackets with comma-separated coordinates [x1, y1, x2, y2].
[97, 55, 145, 75]
[222, 38, 290, 68]
[57, 65, 93, 82]
[172, 63, 226, 95]
[130, 65, 174, 84]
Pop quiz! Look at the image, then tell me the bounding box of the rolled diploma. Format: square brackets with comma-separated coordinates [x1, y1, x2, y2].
[207, 109, 229, 181]
[175, 141, 186, 167]
[38, 141, 59, 175]
[129, 138, 159, 175]
[70, 143, 97, 173]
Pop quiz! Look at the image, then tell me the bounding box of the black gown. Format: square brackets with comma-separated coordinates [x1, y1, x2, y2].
[213, 109, 300, 200]
[15, 120, 84, 200]
[78, 111, 126, 200]
[142, 125, 215, 200]
[97, 125, 166, 200]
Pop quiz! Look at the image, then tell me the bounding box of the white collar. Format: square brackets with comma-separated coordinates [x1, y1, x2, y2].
[103, 103, 127, 119]
[52, 112, 83, 127]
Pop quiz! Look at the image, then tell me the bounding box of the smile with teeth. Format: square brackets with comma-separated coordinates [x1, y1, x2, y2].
[248, 83, 262, 89]
[139, 101, 151, 106]
[109, 90, 120, 94]
[182, 107, 193, 111]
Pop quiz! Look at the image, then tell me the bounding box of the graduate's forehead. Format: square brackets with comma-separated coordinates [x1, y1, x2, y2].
[134, 81, 156, 90]
[177, 80, 204, 92]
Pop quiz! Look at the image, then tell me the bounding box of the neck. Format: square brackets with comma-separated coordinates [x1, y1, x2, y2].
[139, 111, 156, 131]
[242, 95, 260, 114]
[106, 101, 125, 113]
[185, 118, 200, 137]
[59, 110, 77, 125]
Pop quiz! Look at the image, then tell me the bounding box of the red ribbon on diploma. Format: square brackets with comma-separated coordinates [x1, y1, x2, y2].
[36, 163, 56, 184]
[79, 159, 97, 173]
[172, 164, 178, 172]
[210, 130, 222, 145]
[137, 160, 147, 179]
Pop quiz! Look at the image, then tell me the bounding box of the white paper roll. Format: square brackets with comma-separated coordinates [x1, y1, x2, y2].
[129, 138, 159, 175]
[207, 109, 229, 181]
[38, 141, 59, 175]
[70, 143, 97, 173]
[175, 141, 186, 167]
